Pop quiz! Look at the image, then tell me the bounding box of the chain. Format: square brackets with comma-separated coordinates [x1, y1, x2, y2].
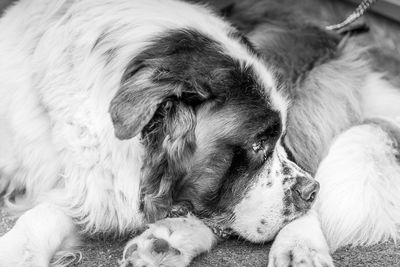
[326, 0, 378, 31]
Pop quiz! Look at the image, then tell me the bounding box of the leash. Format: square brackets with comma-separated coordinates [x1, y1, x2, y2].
[326, 0, 378, 31]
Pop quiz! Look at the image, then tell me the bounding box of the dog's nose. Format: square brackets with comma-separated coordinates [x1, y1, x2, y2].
[295, 180, 320, 203]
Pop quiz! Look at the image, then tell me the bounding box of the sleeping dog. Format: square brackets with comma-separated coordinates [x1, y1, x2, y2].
[0, 0, 319, 266]
[0, 0, 399, 267]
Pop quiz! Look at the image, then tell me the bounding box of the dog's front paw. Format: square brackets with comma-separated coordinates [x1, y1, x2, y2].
[267, 240, 334, 267]
[119, 222, 187, 267]
[119, 215, 216, 267]
[267, 212, 334, 267]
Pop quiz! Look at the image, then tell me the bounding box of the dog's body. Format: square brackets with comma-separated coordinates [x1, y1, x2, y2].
[0, 0, 400, 266]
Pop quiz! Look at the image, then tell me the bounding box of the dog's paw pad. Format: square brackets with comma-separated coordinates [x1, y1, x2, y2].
[119, 235, 184, 267]
[151, 238, 181, 256]
[152, 238, 169, 254]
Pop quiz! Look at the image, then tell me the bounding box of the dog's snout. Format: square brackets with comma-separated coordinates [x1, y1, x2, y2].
[293, 179, 320, 203]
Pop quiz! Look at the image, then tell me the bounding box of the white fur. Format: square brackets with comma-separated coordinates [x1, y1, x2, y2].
[315, 122, 400, 251]
[231, 156, 287, 242]
[0, 203, 79, 267]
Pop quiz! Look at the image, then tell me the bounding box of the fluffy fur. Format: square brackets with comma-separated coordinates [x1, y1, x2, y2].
[1, 0, 400, 266]
[316, 118, 400, 250]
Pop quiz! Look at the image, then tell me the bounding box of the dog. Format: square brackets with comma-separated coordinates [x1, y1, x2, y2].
[1, 0, 400, 266]
[0, 0, 323, 266]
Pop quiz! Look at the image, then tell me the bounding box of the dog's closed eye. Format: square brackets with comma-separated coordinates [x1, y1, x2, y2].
[252, 140, 270, 161]
[251, 119, 282, 162]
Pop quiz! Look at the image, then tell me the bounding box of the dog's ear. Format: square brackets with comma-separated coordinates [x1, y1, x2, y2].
[109, 46, 212, 140]
[112, 61, 201, 221]
[139, 100, 197, 222]
[110, 51, 211, 222]
[109, 61, 179, 140]
[110, 29, 233, 221]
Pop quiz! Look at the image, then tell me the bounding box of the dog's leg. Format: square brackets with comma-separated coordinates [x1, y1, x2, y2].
[315, 122, 400, 251]
[267, 210, 333, 267]
[0, 202, 79, 267]
[119, 215, 216, 267]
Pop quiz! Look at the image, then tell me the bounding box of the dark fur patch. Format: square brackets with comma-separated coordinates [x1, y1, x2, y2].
[175, 106, 282, 219]
[109, 28, 278, 222]
[110, 28, 234, 140]
[109, 28, 282, 222]
[218, 0, 342, 173]
[253, 24, 340, 90]
[218, 0, 341, 83]
[139, 100, 197, 222]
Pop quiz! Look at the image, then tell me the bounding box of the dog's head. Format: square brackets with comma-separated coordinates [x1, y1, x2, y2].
[109, 28, 318, 242]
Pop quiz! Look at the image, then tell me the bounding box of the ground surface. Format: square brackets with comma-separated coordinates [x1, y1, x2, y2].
[1, 208, 400, 267]
[1, 0, 400, 266]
